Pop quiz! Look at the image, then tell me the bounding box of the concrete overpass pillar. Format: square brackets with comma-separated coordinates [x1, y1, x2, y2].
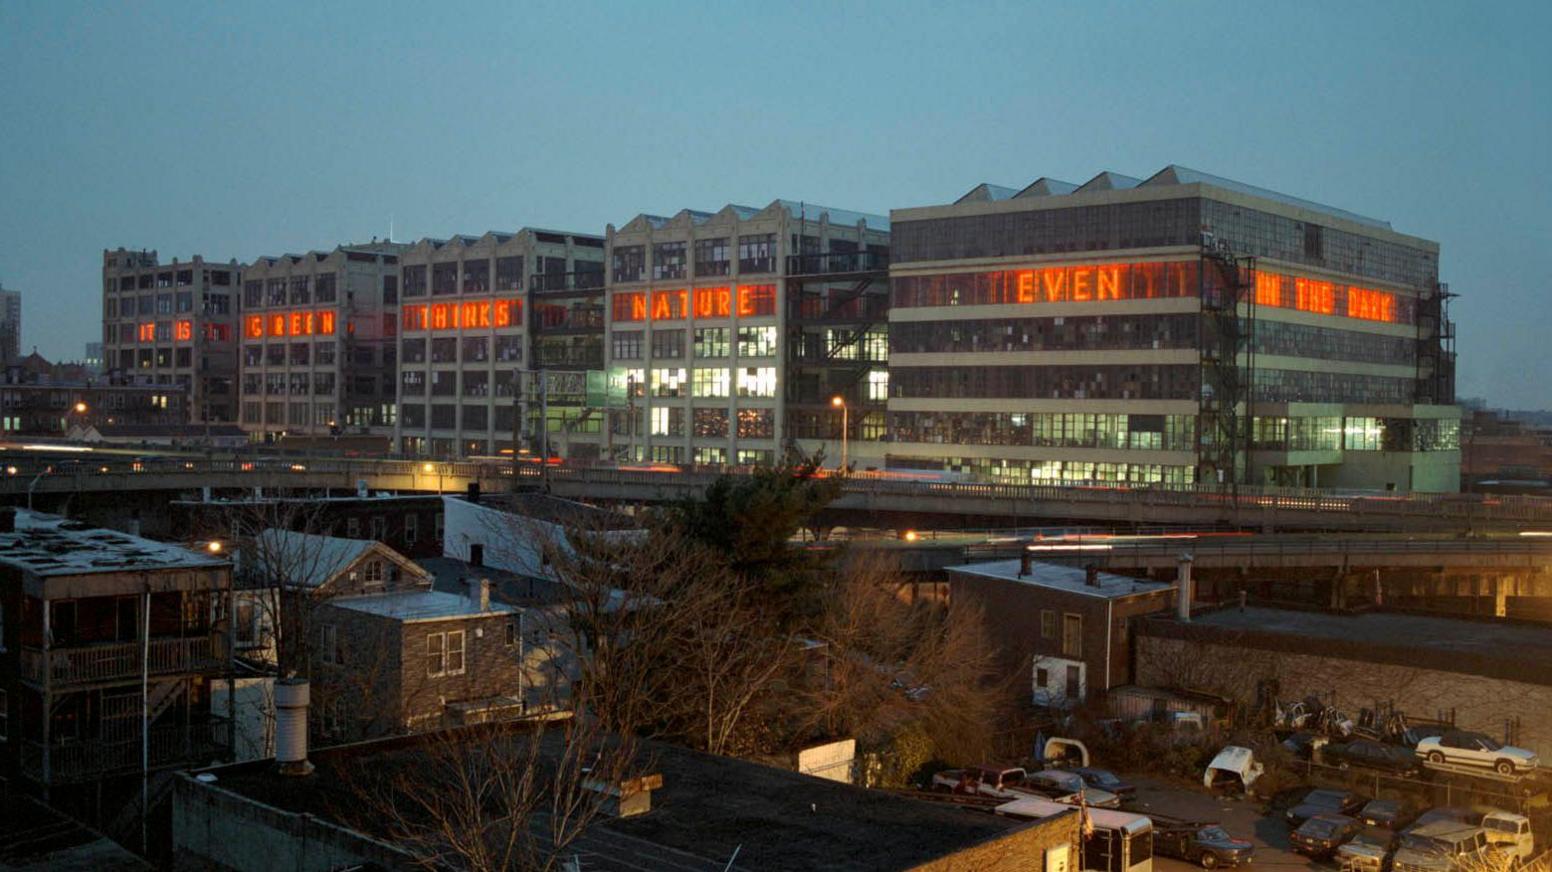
[1494, 576, 1509, 618]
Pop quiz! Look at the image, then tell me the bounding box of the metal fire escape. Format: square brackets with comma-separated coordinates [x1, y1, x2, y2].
[1415, 281, 1456, 405]
[1197, 238, 1256, 491]
[783, 248, 890, 448]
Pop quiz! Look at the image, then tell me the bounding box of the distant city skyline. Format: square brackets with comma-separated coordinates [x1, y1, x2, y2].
[1, 0, 1549, 407]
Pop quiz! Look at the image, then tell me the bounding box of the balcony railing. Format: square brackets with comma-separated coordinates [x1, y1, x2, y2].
[20, 636, 218, 687]
[19, 719, 229, 783]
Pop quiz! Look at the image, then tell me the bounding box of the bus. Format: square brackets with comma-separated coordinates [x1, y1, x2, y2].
[996, 796, 1154, 872]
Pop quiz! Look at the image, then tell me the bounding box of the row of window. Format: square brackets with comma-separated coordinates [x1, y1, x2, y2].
[610, 326, 778, 360]
[606, 366, 781, 399]
[889, 412, 1197, 451]
[108, 269, 233, 291]
[891, 314, 1199, 354]
[1253, 320, 1416, 366]
[240, 401, 395, 428]
[891, 365, 1201, 401]
[615, 406, 777, 439]
[242, 275, 341, 308]
[612, 235, 777, 282]
[889, 453, 1199, 486]
[243, 342, 344, 367]
[402, 335, 523, 364]
[401, 256, 598, 297]
[1251, 369, 1416, 405]
[401, 370, 524, 398]
[104, 292, 231, 317]
[241, 373, 339, 396]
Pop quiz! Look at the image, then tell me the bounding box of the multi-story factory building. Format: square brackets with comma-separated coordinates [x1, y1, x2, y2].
[886, 166, 1459, 491]
[238, 242, 407, 442]
[603, 201, 890, 465]
[101, 248, 241, 423]
[394, 230, 604, 458]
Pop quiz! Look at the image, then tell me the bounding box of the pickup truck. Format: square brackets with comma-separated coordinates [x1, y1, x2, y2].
[1154, 824, 1255, 869]
[930, 766, 1078, 802]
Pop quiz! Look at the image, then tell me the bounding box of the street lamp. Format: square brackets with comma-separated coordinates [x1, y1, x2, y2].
[831, 395, 848, 472]
[206, 540, 223, 554]
[73, 401, 88, 414]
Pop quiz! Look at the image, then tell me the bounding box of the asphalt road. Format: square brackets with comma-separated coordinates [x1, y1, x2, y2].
[1126, 776, 1318, 872]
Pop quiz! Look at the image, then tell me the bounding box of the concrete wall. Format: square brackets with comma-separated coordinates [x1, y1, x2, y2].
[173, 775, 410, 871]
[1135, 633, 1552, 755]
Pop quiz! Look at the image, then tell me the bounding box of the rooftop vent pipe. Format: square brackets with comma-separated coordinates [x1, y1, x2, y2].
[1018, 546, 1033, 578]
[1084, 564, 1101, 588]
[274, 679, 314, 776]
[1176, 553, 1194, 621]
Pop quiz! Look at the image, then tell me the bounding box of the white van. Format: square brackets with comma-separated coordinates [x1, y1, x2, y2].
[997, 796, 1154, 872]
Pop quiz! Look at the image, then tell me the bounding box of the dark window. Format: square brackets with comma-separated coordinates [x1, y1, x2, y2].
[694, 238, 730, 276]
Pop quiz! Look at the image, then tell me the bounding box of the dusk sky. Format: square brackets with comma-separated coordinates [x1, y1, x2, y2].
[1, 1, 1548, 407]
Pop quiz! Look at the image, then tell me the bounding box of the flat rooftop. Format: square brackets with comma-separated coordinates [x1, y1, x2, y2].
[200, 728, 1028, 871]
[949, 558, 1173, 600]
[333, 588, 517, 622]
[0, 509, 226, 577]
[1142, 606, 1552, 686]
[0, 794, 149, 871]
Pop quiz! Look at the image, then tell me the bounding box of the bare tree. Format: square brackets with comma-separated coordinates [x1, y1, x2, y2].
[791, 553, 1008, 764]
[344, 716, 644, 872]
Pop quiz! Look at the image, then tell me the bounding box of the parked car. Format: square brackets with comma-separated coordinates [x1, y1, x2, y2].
[1285, 788, 1368, 826]
[1291, 814, 1363, 859]
[1415, 732, 1539, 776]
[1336, 827, 1399, 872]
[1359, 799, 1422, 831]
[1071, 767, 1136, 800]
[1027, 769, 1122, 808]
[1154, 824, 1255, 869]
[1480, 811, 1534, 861]
[1392, 820, 1510, 872]
[1326, 739, 1424, 776]
[930, 766, 1078, 802]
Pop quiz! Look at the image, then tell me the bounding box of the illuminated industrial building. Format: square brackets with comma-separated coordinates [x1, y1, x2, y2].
[393, 229, 604, 458]
[603, 201, 890, 465]
[886, 166, 1460, 491]
[101, 247, 241, 423]
[238, 242, 407, 442]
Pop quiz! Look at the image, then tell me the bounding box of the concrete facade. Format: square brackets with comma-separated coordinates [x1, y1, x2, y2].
[393, 229, 605, 459]
[886, 167, 1461, 492]
[101, 247, 241, 423]
[604, 201, 890, 466]
[238, 242, 408, 441]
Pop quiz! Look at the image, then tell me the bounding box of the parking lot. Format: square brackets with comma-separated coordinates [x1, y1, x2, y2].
[1127, 776, 1321, 872]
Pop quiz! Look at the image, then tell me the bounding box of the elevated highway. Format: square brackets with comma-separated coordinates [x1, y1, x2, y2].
[1, 455, 1550, 534]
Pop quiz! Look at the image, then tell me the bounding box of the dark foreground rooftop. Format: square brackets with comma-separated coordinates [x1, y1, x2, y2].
[1141, 605, 1552, 685]
[197, 726, 1030, 871]
[0, 794, 148, 871]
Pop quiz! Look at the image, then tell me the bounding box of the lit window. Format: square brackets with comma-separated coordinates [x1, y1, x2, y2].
[736, 366, 777, 398]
